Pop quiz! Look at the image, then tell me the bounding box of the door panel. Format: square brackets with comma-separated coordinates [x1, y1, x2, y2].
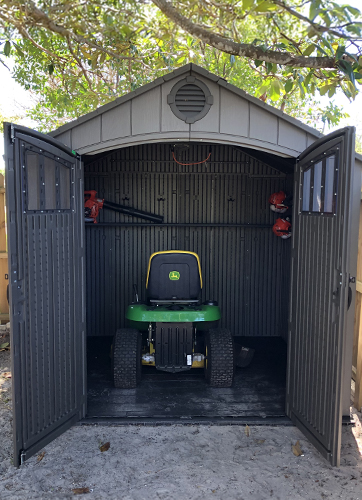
[4, 124, 86, 466]
[286, 128, 357, 466]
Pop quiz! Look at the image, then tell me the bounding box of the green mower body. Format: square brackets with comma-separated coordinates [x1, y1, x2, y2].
[126, 302, 221, 330]
[112, 251, 234, 389]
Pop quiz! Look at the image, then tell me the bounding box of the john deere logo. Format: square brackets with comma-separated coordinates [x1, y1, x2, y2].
[169, 271, 180, 280]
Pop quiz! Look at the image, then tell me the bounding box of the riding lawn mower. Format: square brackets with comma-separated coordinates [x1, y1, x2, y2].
[112, 250, 235, 388]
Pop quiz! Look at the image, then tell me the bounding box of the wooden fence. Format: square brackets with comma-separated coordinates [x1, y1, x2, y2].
[0, 174, 9, 323]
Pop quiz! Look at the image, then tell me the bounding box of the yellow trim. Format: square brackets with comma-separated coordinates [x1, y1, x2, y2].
[146, 250, 203, 289]
[192, 359, 205, 369]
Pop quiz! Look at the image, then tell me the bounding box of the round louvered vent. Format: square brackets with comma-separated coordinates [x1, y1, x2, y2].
[167, 76, 213, 124]
[175, 83, 206, 118]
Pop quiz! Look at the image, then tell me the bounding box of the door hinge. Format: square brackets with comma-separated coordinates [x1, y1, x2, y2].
[10, 124, 15, 144]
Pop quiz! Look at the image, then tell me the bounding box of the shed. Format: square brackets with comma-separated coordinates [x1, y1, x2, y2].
[4, 63, 362, 467]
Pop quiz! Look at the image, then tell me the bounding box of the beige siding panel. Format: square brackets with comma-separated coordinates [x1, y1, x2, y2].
[72, 117, 101, 150]
[278, 120, 307, 153]
[190, 78, 220, 133]
[55, 130, 72, 149]
[250, 105, 278, 144]
[220, 88, 249, 137]
[102, 101, 131, 141]
[132, 87, 161, 135]
[161, 79, 190, 133]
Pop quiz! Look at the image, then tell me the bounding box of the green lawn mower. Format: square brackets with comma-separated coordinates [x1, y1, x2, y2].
[112, 250, 235, 388]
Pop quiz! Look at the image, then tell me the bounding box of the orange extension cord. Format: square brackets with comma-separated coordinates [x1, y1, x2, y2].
[172, 151, 212, 166]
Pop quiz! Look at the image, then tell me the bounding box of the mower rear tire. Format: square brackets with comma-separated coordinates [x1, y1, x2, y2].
[205, 328, 234, 387]
[113, 328, 142, 389]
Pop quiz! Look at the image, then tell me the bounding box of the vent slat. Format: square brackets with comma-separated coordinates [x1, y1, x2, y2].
[176, 96, 206, 102]
[176, 102, 206, 107]
[176, 89, 205, 95]
[177, 106, 205, 112]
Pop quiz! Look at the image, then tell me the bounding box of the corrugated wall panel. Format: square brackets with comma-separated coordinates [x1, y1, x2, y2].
[84, 143, 291, 337]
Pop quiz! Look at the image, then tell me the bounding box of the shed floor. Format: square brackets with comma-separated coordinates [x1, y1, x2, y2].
[86, 337, 290, 424]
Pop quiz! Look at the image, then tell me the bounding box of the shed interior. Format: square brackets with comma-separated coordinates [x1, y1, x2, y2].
[83, 141, 295, 422]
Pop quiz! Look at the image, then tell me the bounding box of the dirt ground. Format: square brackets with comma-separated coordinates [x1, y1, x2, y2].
[1, 330, 362, 500]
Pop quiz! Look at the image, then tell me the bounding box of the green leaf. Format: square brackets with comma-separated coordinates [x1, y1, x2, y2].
[319, 84, 333, 96]
[0, 342, 9, 349]
[48, 64, 54, 75]
[328, 86, 336, 98]
[309, 1, 322, 20]
[338, 59, 355, 84]
[91, 52, 98, 70]
[284, 79, 293, 93]
[304, 72, 314, 87]
[255, 1, 276, 12]
[354, 72, 362, 81]
[4, 41, 11, 57]
[316, 45, 330, 57]
[121, 25, 133, 37]
[13, 42, 24, 58]
[297, 81, 305, 98]
[254, 60, 263, 67]
[303, 45, 315, 57]
[335, 45, 345, 60]
[257, 83, 269, 96]
[320, 38, 333, 53]
[242, 0, 255, 9]
[99, 52, 107, 65]
[346, 24, 362, 36]
[346, 6, 361, 16]
[270, 79, 282, 98]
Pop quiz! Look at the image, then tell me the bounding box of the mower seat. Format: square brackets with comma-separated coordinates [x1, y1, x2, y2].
[146, 251, 202, 304]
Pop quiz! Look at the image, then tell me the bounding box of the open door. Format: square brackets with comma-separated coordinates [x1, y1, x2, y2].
[4, 124, 86, 466]
[286, 127, 358, 466]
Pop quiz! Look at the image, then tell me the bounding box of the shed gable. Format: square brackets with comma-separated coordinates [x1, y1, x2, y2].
[50, 64, 321, 158]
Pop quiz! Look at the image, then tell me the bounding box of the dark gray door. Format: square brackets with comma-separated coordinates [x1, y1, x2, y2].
[4, 124, 86, 466]
[286, 127, 356, 466]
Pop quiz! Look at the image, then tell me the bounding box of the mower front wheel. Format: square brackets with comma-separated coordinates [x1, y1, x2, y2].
[205, 328, 234, 388]
[113, 328, 142, 389]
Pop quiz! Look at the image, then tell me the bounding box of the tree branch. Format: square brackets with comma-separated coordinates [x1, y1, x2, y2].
[151, 0, 336, 69]
[4, 0, 135, 61]
[271, 0, 362, 40]
[0, 11, 68, 62]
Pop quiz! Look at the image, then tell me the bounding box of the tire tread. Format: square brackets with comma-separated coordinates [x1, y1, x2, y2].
[113, 328, 141, 388]
[206, 328, 234, 388]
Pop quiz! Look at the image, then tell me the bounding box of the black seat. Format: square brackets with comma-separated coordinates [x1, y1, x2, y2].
[146, 251, 202, 304]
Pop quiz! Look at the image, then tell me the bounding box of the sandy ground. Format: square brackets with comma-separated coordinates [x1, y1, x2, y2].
[1, 330, 362, 500]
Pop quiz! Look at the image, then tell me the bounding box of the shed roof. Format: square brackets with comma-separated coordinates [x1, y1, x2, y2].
[49, 63, 361, 163]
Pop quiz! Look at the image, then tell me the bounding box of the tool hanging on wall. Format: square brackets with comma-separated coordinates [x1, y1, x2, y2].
[272, 217, 292, 239]
[84, 190, 164, 224]
[268, 191, 292, 214]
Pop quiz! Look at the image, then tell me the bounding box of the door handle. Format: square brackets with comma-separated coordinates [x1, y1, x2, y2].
[348, 286, 352, 310]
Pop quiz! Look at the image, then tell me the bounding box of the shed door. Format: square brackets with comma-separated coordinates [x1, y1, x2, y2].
[286, 127, 356, 466]
[4, 124, 86, 466]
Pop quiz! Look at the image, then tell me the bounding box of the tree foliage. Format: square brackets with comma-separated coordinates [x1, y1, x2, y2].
[0, 0, 361, 131]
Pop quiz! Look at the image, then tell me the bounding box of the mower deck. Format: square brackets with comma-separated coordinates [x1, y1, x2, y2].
[86, 337, 289, 423]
